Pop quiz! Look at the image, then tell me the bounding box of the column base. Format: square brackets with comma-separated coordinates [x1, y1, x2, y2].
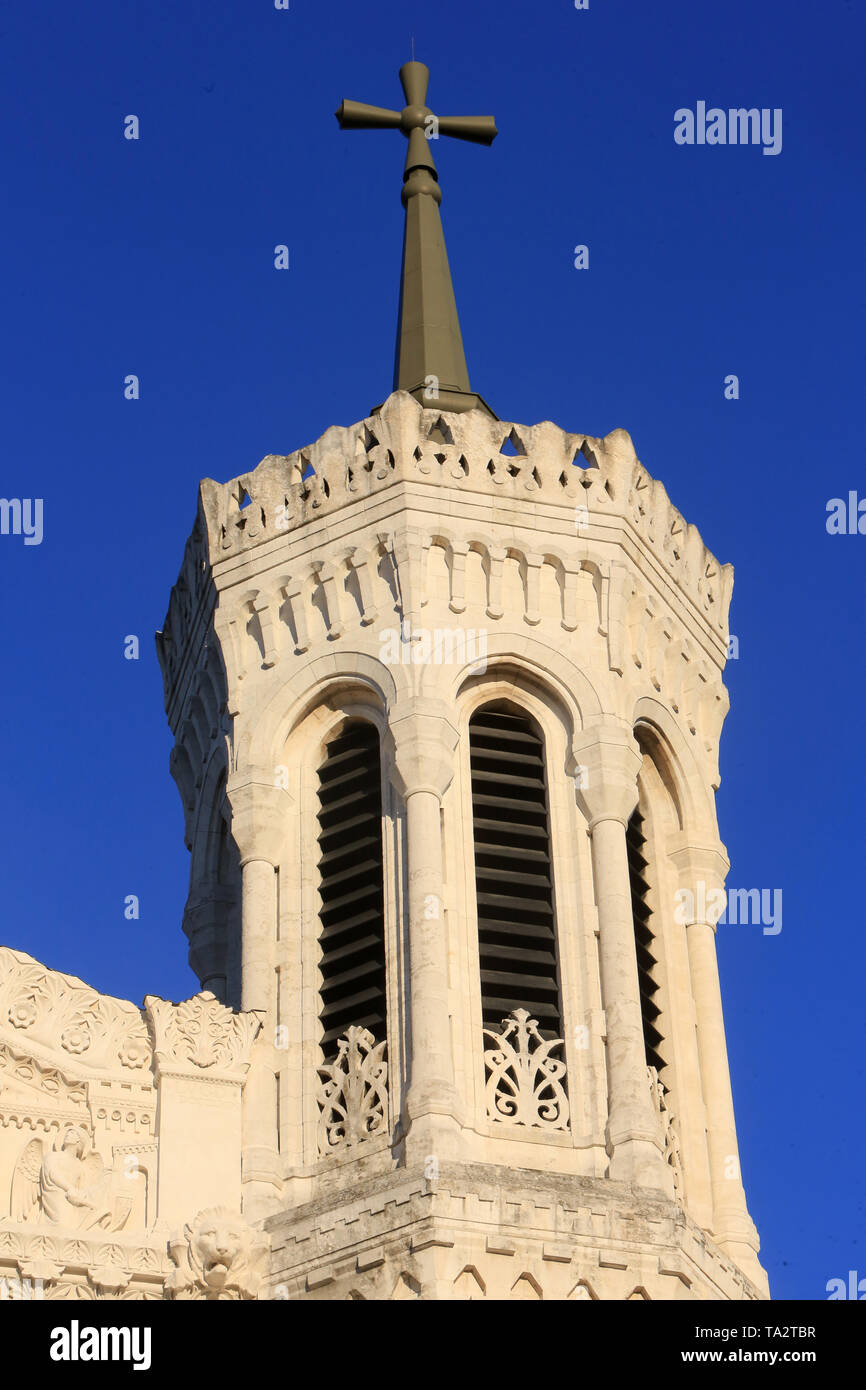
[607, 1137, 675, 1198]
[401, 1083, 465, 1162]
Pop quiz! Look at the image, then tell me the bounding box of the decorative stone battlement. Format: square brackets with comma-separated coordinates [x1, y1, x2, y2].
[157, 392, 733, 722]
[197, 393, 728, 611]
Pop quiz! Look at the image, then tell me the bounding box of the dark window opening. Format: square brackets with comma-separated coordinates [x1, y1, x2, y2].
[469, 702, 562, 1038]
[316, 721, 386, 1056]
[626, 808, 665, 1073]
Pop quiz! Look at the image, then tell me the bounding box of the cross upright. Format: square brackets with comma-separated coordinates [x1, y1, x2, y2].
[337, 60, 498, 417]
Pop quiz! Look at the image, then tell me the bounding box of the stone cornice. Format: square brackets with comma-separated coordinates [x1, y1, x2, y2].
[191, 392, 731, 627]
[158, 393, 732, 715]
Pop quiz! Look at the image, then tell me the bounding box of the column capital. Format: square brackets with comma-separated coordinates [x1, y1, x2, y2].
[670, 838, 730, 932]
[669, 836, 730, 887]
[569, 720, 642, 828]
[386, 699, 459, 799]
[225, 773, 293, 866]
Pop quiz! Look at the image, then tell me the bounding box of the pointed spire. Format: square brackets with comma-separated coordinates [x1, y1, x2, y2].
[336, 60, 498, 417]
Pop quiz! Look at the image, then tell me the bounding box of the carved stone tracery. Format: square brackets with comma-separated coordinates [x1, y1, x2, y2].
[482, 1009, 569, 1131]
[0, 948, 152, 1076]
[316, 1028, 389, 1153]
[144, 991, 260, 1077]
[648, 1065, 684, 1199]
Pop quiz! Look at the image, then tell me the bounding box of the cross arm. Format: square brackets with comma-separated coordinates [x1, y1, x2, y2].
[335, 100, 402, 130]
[436, 114, 498, 145]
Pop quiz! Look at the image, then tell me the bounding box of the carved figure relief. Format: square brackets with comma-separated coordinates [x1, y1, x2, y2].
[11, 1127, 131, 1231]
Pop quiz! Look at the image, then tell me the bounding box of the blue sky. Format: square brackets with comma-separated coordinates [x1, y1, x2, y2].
[0, 0, 863, 1300]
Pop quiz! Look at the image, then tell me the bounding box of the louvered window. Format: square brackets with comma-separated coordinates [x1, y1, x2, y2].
[469, 702, 562, 1038]
[316, 722, 387, 1056]
[626, 808, 665, 1073]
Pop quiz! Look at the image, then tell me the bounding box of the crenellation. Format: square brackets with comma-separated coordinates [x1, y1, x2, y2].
[167, 396, 731, 657]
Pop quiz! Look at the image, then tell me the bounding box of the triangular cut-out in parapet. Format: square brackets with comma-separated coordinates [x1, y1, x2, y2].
[571, 441, 598, 470]
[500, 429, 526, 457]
[427, 417, 454, 446]
[238, 486, 252, 510]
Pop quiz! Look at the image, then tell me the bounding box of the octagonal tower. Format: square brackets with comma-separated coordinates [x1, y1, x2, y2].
[157, 388, 768, 1301]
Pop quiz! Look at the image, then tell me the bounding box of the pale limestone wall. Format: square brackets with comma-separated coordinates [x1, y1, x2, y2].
[0, 948, 267, 1300]
[153, 391, 768, 1299]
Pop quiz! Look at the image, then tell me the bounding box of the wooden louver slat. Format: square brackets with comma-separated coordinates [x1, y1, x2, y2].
[317, 722, 387, 1055]
[469, 703, 562, 1038]
[626, 808, 665, 1074]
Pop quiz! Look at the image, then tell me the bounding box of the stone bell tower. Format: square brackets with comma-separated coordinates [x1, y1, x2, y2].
[157, 60, 768, 1301]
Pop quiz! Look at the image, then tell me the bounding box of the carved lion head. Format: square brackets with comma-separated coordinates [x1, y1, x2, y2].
[186, 1207, 251, 1286]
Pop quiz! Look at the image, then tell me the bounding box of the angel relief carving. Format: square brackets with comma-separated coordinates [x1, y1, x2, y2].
[11, 1126, 131, 1232]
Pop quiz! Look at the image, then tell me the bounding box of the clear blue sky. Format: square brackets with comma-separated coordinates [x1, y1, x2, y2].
[0, 0, 862, 1300]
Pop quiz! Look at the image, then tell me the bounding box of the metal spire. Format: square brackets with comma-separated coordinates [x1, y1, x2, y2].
[336, 60, 498, 417]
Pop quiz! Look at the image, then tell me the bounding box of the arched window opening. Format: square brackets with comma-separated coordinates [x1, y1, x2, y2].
[469, 701, 562, 1038]
[626, 807, 665, 1073]
[316, 721, 387, 1056]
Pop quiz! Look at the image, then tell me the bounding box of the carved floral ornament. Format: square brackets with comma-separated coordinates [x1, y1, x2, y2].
[0, 954, 262, 1095]
[143, 992, 260, 1076]
[0, 948, 152, 1074]
[0, 1215, 270, 1301]
[317, 1027, 388, 1153]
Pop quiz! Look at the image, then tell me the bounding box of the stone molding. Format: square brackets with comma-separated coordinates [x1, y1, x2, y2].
[265, 1162, 763, 1302]
[185, 393, 730, 635]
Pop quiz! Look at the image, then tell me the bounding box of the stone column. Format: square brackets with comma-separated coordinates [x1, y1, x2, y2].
[571, 722, 672, 1195]
[388, 700, 463, 1156]
[182, 886, 235, 1001]
[225, 775, 290, 1014]
[224, 773, 292, 1208]
[670, 840, 767, 1293]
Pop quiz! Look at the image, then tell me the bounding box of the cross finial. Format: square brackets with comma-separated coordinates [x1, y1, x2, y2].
[336, 61, 498, 417]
